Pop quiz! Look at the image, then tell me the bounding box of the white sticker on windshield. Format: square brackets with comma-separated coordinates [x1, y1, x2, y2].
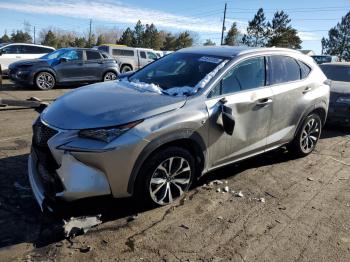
[198, 56, 223, 64]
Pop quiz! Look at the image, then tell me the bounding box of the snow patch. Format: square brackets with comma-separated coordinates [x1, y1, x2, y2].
[121, 78, 163, 94]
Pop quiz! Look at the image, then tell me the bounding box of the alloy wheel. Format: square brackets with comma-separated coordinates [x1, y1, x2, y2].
[300, 117, 321, 154]
[149, 157, 191, 205]
[103, 72, 117, 81]
[36, 72, 55, 90]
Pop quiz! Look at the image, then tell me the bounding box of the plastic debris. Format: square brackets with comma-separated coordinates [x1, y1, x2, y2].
[64, 215, 102, 238]
[259, 197, 266, 203]
[235, 191, 244, 198]
[307, 177, 314, 181]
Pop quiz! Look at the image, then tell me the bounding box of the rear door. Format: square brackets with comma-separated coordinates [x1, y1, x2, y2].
[84, 50, 104, 81]
[266, 55, 312, 146]
[54, 49, 85, 82]
[206, 56, 273, 168]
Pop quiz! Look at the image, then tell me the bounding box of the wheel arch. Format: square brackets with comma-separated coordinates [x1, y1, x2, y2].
[33, 68, 57, 83]
[127, 129, 207, 195]
[294, 101, 328, 139]
[121, 63, 133, 72]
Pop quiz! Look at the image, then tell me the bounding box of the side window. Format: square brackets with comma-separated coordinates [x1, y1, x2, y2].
[140, 51, 146, 59]
[2, 45, 19, 54]
[21, 45, 36, 54]
[62, 50, 82, 61]
[269, 56, 300, 85]
[222, 57, 265, 94]
[86, 50, 102, 60]
[147, 52, 158, 60]
[112, 49, 134, 56]
[298, 61, 311, 79]
[208, 57, 266, 98]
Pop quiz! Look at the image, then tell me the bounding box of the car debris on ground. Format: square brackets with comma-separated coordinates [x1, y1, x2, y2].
[64, 215, 102, 238]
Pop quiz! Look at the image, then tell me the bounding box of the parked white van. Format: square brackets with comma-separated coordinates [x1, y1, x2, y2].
[96, 45, 158, 73]
[0, 43, 55, 74]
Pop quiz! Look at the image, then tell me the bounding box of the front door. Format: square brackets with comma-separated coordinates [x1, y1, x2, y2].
[54, 50, 85, 82]
[206, 56, 273, 168]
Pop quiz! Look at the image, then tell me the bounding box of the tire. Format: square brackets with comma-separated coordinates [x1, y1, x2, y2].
[121, 65, 132, 73]
[135, 147, 196, 206]
[35, 72, 55, 90]
[288, 113, 322, 157]
[103, 71, 117, 82]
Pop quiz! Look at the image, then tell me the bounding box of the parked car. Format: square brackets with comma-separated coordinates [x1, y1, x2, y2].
[28, 46, 329, 211]
[0, 43, 55, 74]
[8, 48, 119, 90]
[311, 55, 339, 65]
[97, 44, 158, 73]
[320, 63, 350, 125]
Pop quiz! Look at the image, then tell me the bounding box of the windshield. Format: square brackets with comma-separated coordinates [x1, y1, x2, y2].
[129, 52, 228, 90]
[40, 49, 69, 60]
[320, 65, 350, 82]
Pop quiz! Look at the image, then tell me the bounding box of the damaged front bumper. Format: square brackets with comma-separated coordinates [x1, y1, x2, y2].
[28, 149, 111, 212]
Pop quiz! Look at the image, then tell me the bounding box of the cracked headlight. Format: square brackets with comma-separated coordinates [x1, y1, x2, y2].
[78, 120, 143, 143]
[336, 97, 350, 104]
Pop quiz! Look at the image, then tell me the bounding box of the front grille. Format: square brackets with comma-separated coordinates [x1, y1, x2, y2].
[32, 119, 64, 197]
[33, 119, 58, 147]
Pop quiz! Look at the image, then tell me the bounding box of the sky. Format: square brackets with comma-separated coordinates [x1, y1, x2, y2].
[0, 0, 349, 53]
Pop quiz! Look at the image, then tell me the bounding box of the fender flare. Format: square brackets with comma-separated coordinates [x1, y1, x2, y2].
[127, 129, 207, 194]
[294, 100, 328, 139]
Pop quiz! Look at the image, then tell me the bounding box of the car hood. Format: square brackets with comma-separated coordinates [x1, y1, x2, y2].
[330, 81, 350, 94]
[10, 59, 48, 68]
[42, 80, 187, 130]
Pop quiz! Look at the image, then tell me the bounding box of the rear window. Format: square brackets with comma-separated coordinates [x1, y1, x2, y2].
[298, 61, 311, 79]
[86, 50, 102, 60]
[112, 49, 134, 56]
[98, 46, 109, 53]
[320, 65, 350, 82]
[269, 56, 301, 85]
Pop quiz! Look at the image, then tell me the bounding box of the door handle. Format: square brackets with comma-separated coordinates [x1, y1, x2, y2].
[16, 56, 21, 58]
[303, 87, 312, 94]
[256, 98, 273, 106]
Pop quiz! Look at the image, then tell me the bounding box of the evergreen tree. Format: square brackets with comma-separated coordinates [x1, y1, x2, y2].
[203, 39, 216, 46]
[74, 37, 87, 47]
[96, 34, 105, 46]
[224, 22, 239, 46]
[10, 30, 32, 43]
[322, 11, 350, 61]
[133, 20, 145, 47]
[0, 33, 10, 43]
[174, 32, 193, 50]
[117, 28, 134, 46]
[41, 30, 57, 48]
[266, 11, 301, 49]
[242, 8, 268, 47]
[162, 33, 176, 50]
[143, 24, 162, 50]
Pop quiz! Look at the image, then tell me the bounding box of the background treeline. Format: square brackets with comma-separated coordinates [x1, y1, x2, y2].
[0, 8, 349, 60]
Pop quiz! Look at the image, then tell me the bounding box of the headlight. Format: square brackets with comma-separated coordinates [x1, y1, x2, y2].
[336, 97, 350, 104]
[78, 120, 143, 143]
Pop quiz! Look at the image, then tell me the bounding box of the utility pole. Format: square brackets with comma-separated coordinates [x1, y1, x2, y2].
[33, 26, 36, 44]
[220, 3, 227, 45]
[88, 19, 92, 47]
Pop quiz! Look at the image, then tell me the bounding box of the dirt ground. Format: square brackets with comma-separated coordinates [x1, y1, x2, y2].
[0, 79, 350, 262]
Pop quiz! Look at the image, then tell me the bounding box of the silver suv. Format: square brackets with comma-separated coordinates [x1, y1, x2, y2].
[28, 47, 330, 211]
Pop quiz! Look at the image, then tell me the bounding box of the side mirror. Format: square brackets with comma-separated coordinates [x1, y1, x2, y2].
[59, 57, 68, 63]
